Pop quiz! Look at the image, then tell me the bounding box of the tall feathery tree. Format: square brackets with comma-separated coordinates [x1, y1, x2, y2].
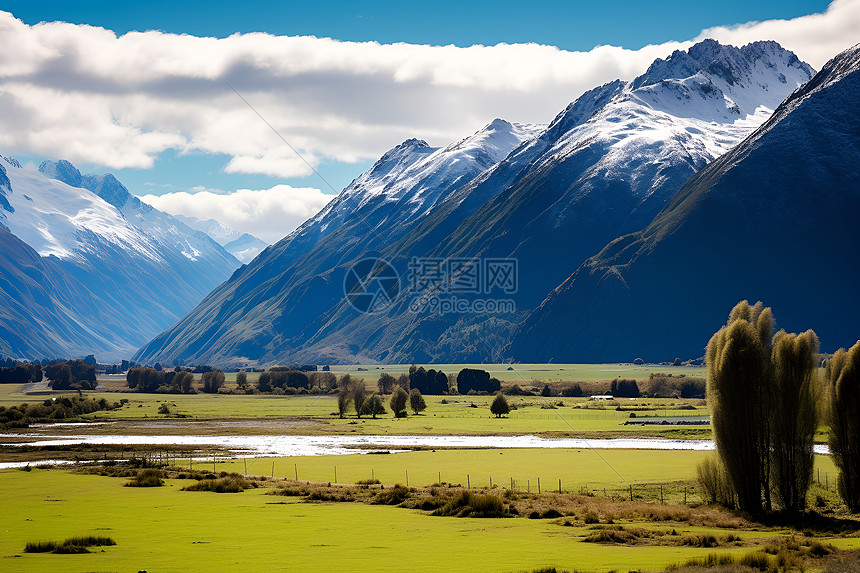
[770, 329, 820, 513]
[826, 342, 860, 512]
[707, 301, 773, 514]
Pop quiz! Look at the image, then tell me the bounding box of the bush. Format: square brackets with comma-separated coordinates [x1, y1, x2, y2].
[490, 393, 510, 417]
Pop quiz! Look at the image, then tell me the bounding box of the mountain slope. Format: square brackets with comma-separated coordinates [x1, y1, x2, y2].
[0, 160, 240, 360]
[510, 43, 860, 362]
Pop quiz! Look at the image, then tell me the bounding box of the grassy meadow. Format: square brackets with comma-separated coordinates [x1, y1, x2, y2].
[2, 465, 856, 573]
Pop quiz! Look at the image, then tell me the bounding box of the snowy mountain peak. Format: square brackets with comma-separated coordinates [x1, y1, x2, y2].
[81, 173, 136, 212]
[38, 159, 83, 188]
[633, 39, 813, 93]
[2, 155, 21, 168]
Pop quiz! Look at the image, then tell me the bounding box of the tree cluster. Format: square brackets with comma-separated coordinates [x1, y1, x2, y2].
[1, 395, 120, 428]
[409, 366, 449, 395]
[201, 369, 225, 393]
[0, 363, 43, 384]
[705, 301, 821, 514]
[456, 368, 501, 394]
[257, 368, 337, 394]
[127, 367, 196, 394]
[826, 342, 860, 512]
[609, 379, 640, 398]
[45, 360, 96, 391]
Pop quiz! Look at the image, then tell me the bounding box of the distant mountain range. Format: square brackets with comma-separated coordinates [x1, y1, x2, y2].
[134, 39, 843, 367]
[173, 214, 268, 264]
[0, 159, 241, 361]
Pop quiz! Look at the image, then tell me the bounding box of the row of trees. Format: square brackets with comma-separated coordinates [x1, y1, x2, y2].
[127, 367, 195, 394]
[704, 301, 860, 515]
[0, 363, 42, 384]
[336, 375, 427, 419]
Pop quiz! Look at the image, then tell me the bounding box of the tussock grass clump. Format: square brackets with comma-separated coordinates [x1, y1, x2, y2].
[25, 535, 116, 554]
[24, 540, 57, 553]
[182, 474, 253, 493]
[125, 468, 164, 487]
[429, 491, 508, 518]
[671, 552, 773, 572]
[372, 484, 411, 505]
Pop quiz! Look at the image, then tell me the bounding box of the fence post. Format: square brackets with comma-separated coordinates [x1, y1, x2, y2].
[466, 474, 469, 489]
[295, 464, 298, 481]
[538, 477, 541, 494]
[406, 470, 409, 487]
[629, 484, 633, 501]
[558, 479, 561, 494]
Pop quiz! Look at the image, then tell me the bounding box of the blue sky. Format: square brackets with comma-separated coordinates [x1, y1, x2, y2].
[1, 0, 851, 242]
[7, 1, 830, 50]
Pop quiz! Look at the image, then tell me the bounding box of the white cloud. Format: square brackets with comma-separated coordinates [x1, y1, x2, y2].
[0, 1, 857, 180]
[696, 0, 860, 70]
[139, 185, 332, 244]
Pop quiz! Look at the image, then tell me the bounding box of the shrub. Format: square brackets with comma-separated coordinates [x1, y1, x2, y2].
[490, 393, 510, 418]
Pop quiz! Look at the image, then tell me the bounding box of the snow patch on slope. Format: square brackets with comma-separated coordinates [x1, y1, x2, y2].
[3, 165, 164, 262]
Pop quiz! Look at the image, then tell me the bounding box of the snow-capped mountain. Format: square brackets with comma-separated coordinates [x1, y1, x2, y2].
[511, 43, 860, 362]
[173, 214, 268, 264]
[134, 40, 817, 367]
[0, 159, 240, 360]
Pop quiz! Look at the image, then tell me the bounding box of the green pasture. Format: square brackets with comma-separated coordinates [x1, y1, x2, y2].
[329, 362, 705, 382]
[204, 449, 840, 503]
[0, 467, 828, 573]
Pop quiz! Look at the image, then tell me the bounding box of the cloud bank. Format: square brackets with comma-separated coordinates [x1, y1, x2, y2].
[140, 186, 332, 244]
[2, 0, 856, 179]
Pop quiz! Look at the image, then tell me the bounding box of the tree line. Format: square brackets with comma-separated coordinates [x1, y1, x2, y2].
[701, 301, 860, 515]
